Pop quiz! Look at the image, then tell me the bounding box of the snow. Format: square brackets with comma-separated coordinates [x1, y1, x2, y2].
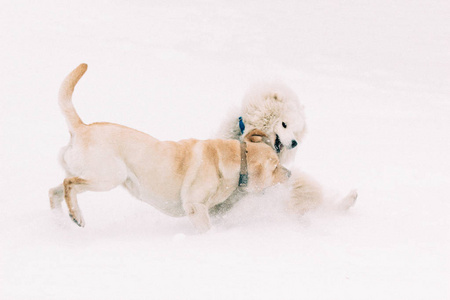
[1, 0, 449, 299]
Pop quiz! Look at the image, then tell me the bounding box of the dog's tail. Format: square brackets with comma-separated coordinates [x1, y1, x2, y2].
[58, 63, 88, 133]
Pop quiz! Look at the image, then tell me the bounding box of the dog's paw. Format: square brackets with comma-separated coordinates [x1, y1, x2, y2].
[338, 189, 358, 210]
[184, 202, 211, 233]
[196, 223, 212, 234]
[190, 216, 211, 234]
[69, 213, 85, 227]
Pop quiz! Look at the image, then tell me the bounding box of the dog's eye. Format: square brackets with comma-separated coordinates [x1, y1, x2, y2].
[282, 122, 287, 129]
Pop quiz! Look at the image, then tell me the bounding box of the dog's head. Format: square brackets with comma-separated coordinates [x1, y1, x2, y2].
[243, 129, 291, 192]
[241, 83, 307, 165]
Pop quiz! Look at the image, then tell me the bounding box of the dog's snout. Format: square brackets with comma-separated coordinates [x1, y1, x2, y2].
[291, 140, 298, 148]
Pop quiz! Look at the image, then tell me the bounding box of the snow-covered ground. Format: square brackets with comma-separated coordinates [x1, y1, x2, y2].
[1, 1, 449, 299]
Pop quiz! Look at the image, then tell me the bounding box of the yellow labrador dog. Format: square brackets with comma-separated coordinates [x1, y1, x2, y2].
[49, 64, 290, 232]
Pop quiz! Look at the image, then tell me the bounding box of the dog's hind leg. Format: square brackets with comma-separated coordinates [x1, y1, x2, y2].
[63, 177, 88, 227]
[62, 169, 128, 227]
[49, 184, 64, 209]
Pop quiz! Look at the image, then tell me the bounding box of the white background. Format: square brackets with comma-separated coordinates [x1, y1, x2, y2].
[1, 1, 449, 299]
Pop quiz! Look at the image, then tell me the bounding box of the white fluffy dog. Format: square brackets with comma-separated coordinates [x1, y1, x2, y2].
[219, 83, 307, 165]
[217, 82, 357, 214]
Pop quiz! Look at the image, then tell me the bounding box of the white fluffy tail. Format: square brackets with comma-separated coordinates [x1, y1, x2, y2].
[58, 63, 88, 132]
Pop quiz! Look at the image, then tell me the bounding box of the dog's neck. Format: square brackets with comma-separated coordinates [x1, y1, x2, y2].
[238, 141, 248, 187]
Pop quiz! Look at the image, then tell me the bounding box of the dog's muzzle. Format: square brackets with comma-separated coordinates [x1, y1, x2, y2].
[274, 135, 283, 153]
[275, 135, 297, 153]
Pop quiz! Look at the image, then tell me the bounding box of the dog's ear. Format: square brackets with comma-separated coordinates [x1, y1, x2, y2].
[244, 129, 273, 148]
[244, 129, 267, 143]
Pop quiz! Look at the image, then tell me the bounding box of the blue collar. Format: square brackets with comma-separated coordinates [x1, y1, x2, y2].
[238, 116, 245, 135]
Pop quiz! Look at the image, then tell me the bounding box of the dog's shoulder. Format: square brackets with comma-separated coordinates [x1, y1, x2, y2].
[171, 139, 200, 175]
[204, 139, 240, 161]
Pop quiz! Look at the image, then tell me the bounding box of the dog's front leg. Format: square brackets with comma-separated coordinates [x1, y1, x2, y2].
[183, 201, 211, 233]
[288, 171, 324, 215]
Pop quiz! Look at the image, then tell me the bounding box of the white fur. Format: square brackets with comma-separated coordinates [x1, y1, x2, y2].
[217, 82, 357, 214]
[218, 82, 307, 165]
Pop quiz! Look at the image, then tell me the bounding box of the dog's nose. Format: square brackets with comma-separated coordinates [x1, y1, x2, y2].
[291, 140, 298, 148]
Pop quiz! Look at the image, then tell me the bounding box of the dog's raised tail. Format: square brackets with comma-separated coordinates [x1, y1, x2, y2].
[59, 63, 88, 132]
